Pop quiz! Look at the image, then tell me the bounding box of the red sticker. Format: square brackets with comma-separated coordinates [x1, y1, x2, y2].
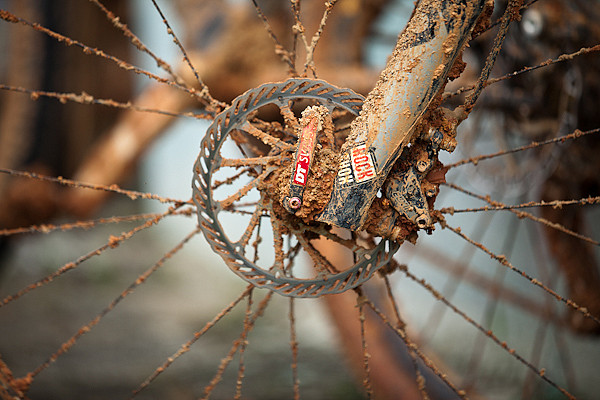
[292, 118, 318, 186]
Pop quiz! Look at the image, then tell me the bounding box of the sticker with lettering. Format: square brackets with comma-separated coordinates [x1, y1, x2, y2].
[336, 153, 354, 186]
[350, 143, 376, 183]
[292, 118, 318, 186]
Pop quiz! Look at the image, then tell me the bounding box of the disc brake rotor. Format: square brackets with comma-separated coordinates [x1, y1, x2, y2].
[192, 78, 399, 298]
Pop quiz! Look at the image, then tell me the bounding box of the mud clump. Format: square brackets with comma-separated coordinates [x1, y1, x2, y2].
[265, 146, 339, 224]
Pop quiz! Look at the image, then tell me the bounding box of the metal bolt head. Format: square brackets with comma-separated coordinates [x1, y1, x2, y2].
[416, 160, 429, 173]
[289, 197, 302, 209]
[416, 213, 430, 228]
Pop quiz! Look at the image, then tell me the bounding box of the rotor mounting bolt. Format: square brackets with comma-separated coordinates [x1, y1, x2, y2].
[289, 197, 302, 209]
[417, 160, 429, 173]
[416, 214, 430, 228]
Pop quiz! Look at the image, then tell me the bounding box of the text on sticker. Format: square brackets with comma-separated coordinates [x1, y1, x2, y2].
[350, 144, 376, 183]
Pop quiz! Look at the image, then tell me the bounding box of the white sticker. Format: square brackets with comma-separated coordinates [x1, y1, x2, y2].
[350, 144, 376, 183]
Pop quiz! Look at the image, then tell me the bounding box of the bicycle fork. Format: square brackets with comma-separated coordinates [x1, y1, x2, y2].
[311, 0, 488, 233]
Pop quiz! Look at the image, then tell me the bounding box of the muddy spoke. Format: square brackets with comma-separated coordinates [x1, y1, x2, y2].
[219, 156, 279, 168]
[289, 297, 300, 400]
[240, 121, 292, 150]
[398, 266, 576, 400]
[271, 218, 286, 275]
[444, 182, 600, 246]
[302, 0, 339, 77]
[299, 224, 360, 251]
[380, 276, 430, 399]
[0, 206, 180, 307]
[445, 128, 600, 169]
[250, 0, 297, 75]
[441, 195, 600, 214]
[131, 286, 255, 398]
[237, 206, 264, 249]
[441, 220, 600, 327]
[212, 168, 255, 189]
[26, 228, 201, 384]
[279, 102, 301, 135]
[357, 294, 373, 399]
[361, 294, 469, 399]
[460, 0, 523, 117]
[0, 168, 189, 205]
[420, 213, 495, 345]
[234, 292, 253, 400]
[201, 291, 273, 400]
[465, 216, 518, 384]
[0, 9, 208, 103]
[445, 44, 600, 100]
[218, 168, 272, 210]
[0, 209, 193, 236]
[295, 233, 340, 275]
[0, 84, 210, 119]
[89, 0, 182, 84]
[149, 0, 223, 109]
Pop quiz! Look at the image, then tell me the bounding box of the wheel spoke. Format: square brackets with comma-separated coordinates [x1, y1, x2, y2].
[0, 209, 193, 236]
[131, 286, 254, 398]
[380, 275, 430, 399]
[240, 121, 292, 150]
[442, 221, 600, 327]
[444, 44, 600, 100]
[289, 297, 300, 400]
[271, 217, 286, 275]
[212, 168, 254, 189]
[279, 102, 300, 135]
[237, 206, 264, 249]
[0, 206, 181, 307]
[357, 294, 373, 399]
[0, 168, 189, 204]
[0, 9, 209, 104]
[27, 228, 201, 385]
[361, 294, 469, 399]
[444, 182, 600, 246]
[218, 168, 272, 209]
[299, 224, 360, 251]
[397, 266, 576, 400]
[445, 128, 600, 169]
[420, 212, 495, 344]
[200, 290, 273, 400]
[219, 155, 280, 168]
[295, 233, 340, 275]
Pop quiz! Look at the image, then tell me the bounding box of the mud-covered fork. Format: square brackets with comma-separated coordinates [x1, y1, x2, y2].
[317, 0, 488, 232]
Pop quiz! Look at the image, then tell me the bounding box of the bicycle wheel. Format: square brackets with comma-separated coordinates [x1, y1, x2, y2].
[1, 1, 599, 399]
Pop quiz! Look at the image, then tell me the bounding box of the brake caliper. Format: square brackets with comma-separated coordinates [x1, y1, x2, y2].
[385, 128, 443, 228]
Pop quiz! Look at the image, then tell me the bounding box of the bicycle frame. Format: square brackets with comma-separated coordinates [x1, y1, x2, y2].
[313, 0, 487, 231]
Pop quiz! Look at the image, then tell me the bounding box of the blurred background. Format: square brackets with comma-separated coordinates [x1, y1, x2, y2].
[1, 0, 599, 399]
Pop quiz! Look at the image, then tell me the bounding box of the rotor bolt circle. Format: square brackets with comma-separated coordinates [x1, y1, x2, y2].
[289, 197, 302, 209]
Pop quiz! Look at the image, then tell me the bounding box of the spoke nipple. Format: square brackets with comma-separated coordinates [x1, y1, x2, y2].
[289, 197, 302, 209]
